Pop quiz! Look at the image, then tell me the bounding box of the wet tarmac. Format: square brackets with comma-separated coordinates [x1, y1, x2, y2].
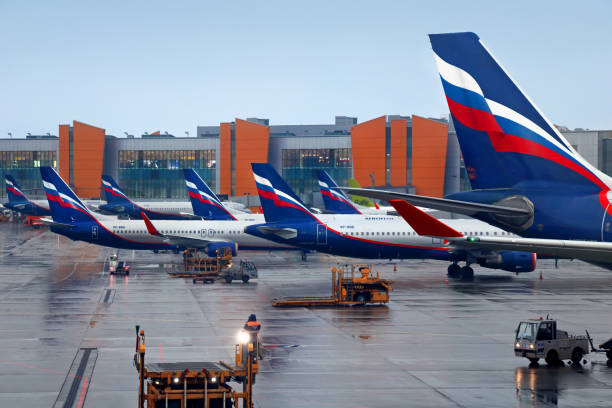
[0, 222, 611, 407]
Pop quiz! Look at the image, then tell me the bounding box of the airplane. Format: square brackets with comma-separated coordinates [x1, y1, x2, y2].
[99, 174, 198, 220]
[4, 174, 107, 217]
[39, 167, 293, 253]
[244, 163, 537, 278]
[340, 32, 612, 268]
[317, 170, 436, 216]
[4, 175, 50, 216]
[183, 168, 263, 221]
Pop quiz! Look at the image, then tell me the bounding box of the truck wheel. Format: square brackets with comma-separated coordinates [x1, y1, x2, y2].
[241, 275, 250, 283]
[225, 276, 232, 284]
[545, 350, 562, 366]
[571, 348, 584, 365]
[528, 358, 539, 367]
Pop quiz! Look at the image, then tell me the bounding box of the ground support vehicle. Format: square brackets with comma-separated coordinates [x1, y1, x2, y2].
[586, 330, 612, 366]
[134, 316, 260, 408]
[109, 254, 130, 275]
[222, 260, 258, 284]
[169, 248, 233, 284]
[514, 318, 589, 366]
[273, 264, 392, 307]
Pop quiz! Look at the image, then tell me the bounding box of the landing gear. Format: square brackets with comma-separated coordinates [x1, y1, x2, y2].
[447, 263, 474, 280]
[447, 263, 461, 278]
[460, 266, 474, 281]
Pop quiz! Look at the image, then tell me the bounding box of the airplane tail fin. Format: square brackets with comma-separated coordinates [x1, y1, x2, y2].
[251, 163, 316, 223]
[429, 32, 609, 192]
[40, 167, 93, 223]
[101, 175, 132, 205]
[183, 169, 236, 220]
[317, 170, 361, 214]
[5, 175, 28, 203]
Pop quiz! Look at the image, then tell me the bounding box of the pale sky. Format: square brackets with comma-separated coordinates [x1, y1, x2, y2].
[1, 0, 611, 138]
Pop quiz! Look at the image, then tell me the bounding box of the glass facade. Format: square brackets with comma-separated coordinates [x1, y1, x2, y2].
[281, 148, 352, 196]
[118, 150, 216, 198]
[0, 151, 57, 199]
[602, 139, 612, 176]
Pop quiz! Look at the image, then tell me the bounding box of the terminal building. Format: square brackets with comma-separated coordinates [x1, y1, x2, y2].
[1, 117, 610, 207]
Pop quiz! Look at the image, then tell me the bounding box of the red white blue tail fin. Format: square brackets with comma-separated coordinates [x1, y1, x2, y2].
[183, 169, 236, 220]
[40, 167, 93, 223]
[251, 163, 316, 223]
[429, 32, 611, 193]
[317, 170, 361, 214]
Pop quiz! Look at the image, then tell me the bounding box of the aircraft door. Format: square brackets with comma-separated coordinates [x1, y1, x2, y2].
[602, 204, 612, 242]
[91, 225, 99, 241]
[316, 224, 327, 245]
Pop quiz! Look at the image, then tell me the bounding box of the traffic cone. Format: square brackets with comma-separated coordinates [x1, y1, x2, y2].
[539, 271, 543, 280]
[393, 264, 397, 272]
[445, 275, 449, 285]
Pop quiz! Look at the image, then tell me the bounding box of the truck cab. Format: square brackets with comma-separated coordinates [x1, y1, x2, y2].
[514, 318, 588, 366]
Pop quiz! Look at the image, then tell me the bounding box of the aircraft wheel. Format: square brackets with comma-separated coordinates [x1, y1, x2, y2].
[447, 263, 461, 278]
[460, 266, 474, 281]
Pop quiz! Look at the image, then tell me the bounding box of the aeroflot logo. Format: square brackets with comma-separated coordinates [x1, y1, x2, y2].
[5, 178, 24, 196]
[102, 180, 127, 198]
[254, 174, 309, 211]
[185, 180, 223, 206]
[43, 180, 89, 213]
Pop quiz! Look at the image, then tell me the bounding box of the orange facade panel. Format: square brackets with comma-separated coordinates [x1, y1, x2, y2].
[350, 116, 386, 187]
[219, 123, 232, 196]
[72, 121, 105, 198]
[234, 119, 269, 196]
[390, 119, 407, 187]
[58, 124, 70, 181]
[411, 115, 448, 197]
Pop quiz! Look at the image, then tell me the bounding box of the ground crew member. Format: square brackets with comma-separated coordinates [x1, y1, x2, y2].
[243, 314, 263, 360]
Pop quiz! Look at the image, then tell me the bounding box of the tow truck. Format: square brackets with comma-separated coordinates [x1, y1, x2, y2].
[514, 317, 589, 366]
[108, 254, 130, 275]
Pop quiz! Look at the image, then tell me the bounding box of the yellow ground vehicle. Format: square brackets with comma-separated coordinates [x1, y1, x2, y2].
[135, 316, 260, 408]
[273, 264, 392, 307]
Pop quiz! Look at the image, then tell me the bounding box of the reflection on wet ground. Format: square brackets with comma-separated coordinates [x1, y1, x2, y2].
[0, 223, 611, 407]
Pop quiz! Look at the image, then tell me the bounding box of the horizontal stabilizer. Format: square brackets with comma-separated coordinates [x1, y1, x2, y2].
[255, 225, 298, 239]
[340, 188, 530, 217]
[38, 218, 76, 230]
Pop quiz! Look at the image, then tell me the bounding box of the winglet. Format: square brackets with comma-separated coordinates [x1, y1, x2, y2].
[388, 200, 463, 238]
[141, 211, 160, 236]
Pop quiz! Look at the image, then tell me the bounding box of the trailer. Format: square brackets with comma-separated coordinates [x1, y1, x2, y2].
[135, 315, 260, 408]
[169, 247, 233, 283]
[273, 264, 392, 307]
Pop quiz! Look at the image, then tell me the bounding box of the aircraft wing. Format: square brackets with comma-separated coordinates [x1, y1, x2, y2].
[141, 212, 211, 248]
[388, 200, 612, 265]
[340, 187, 529, 217]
